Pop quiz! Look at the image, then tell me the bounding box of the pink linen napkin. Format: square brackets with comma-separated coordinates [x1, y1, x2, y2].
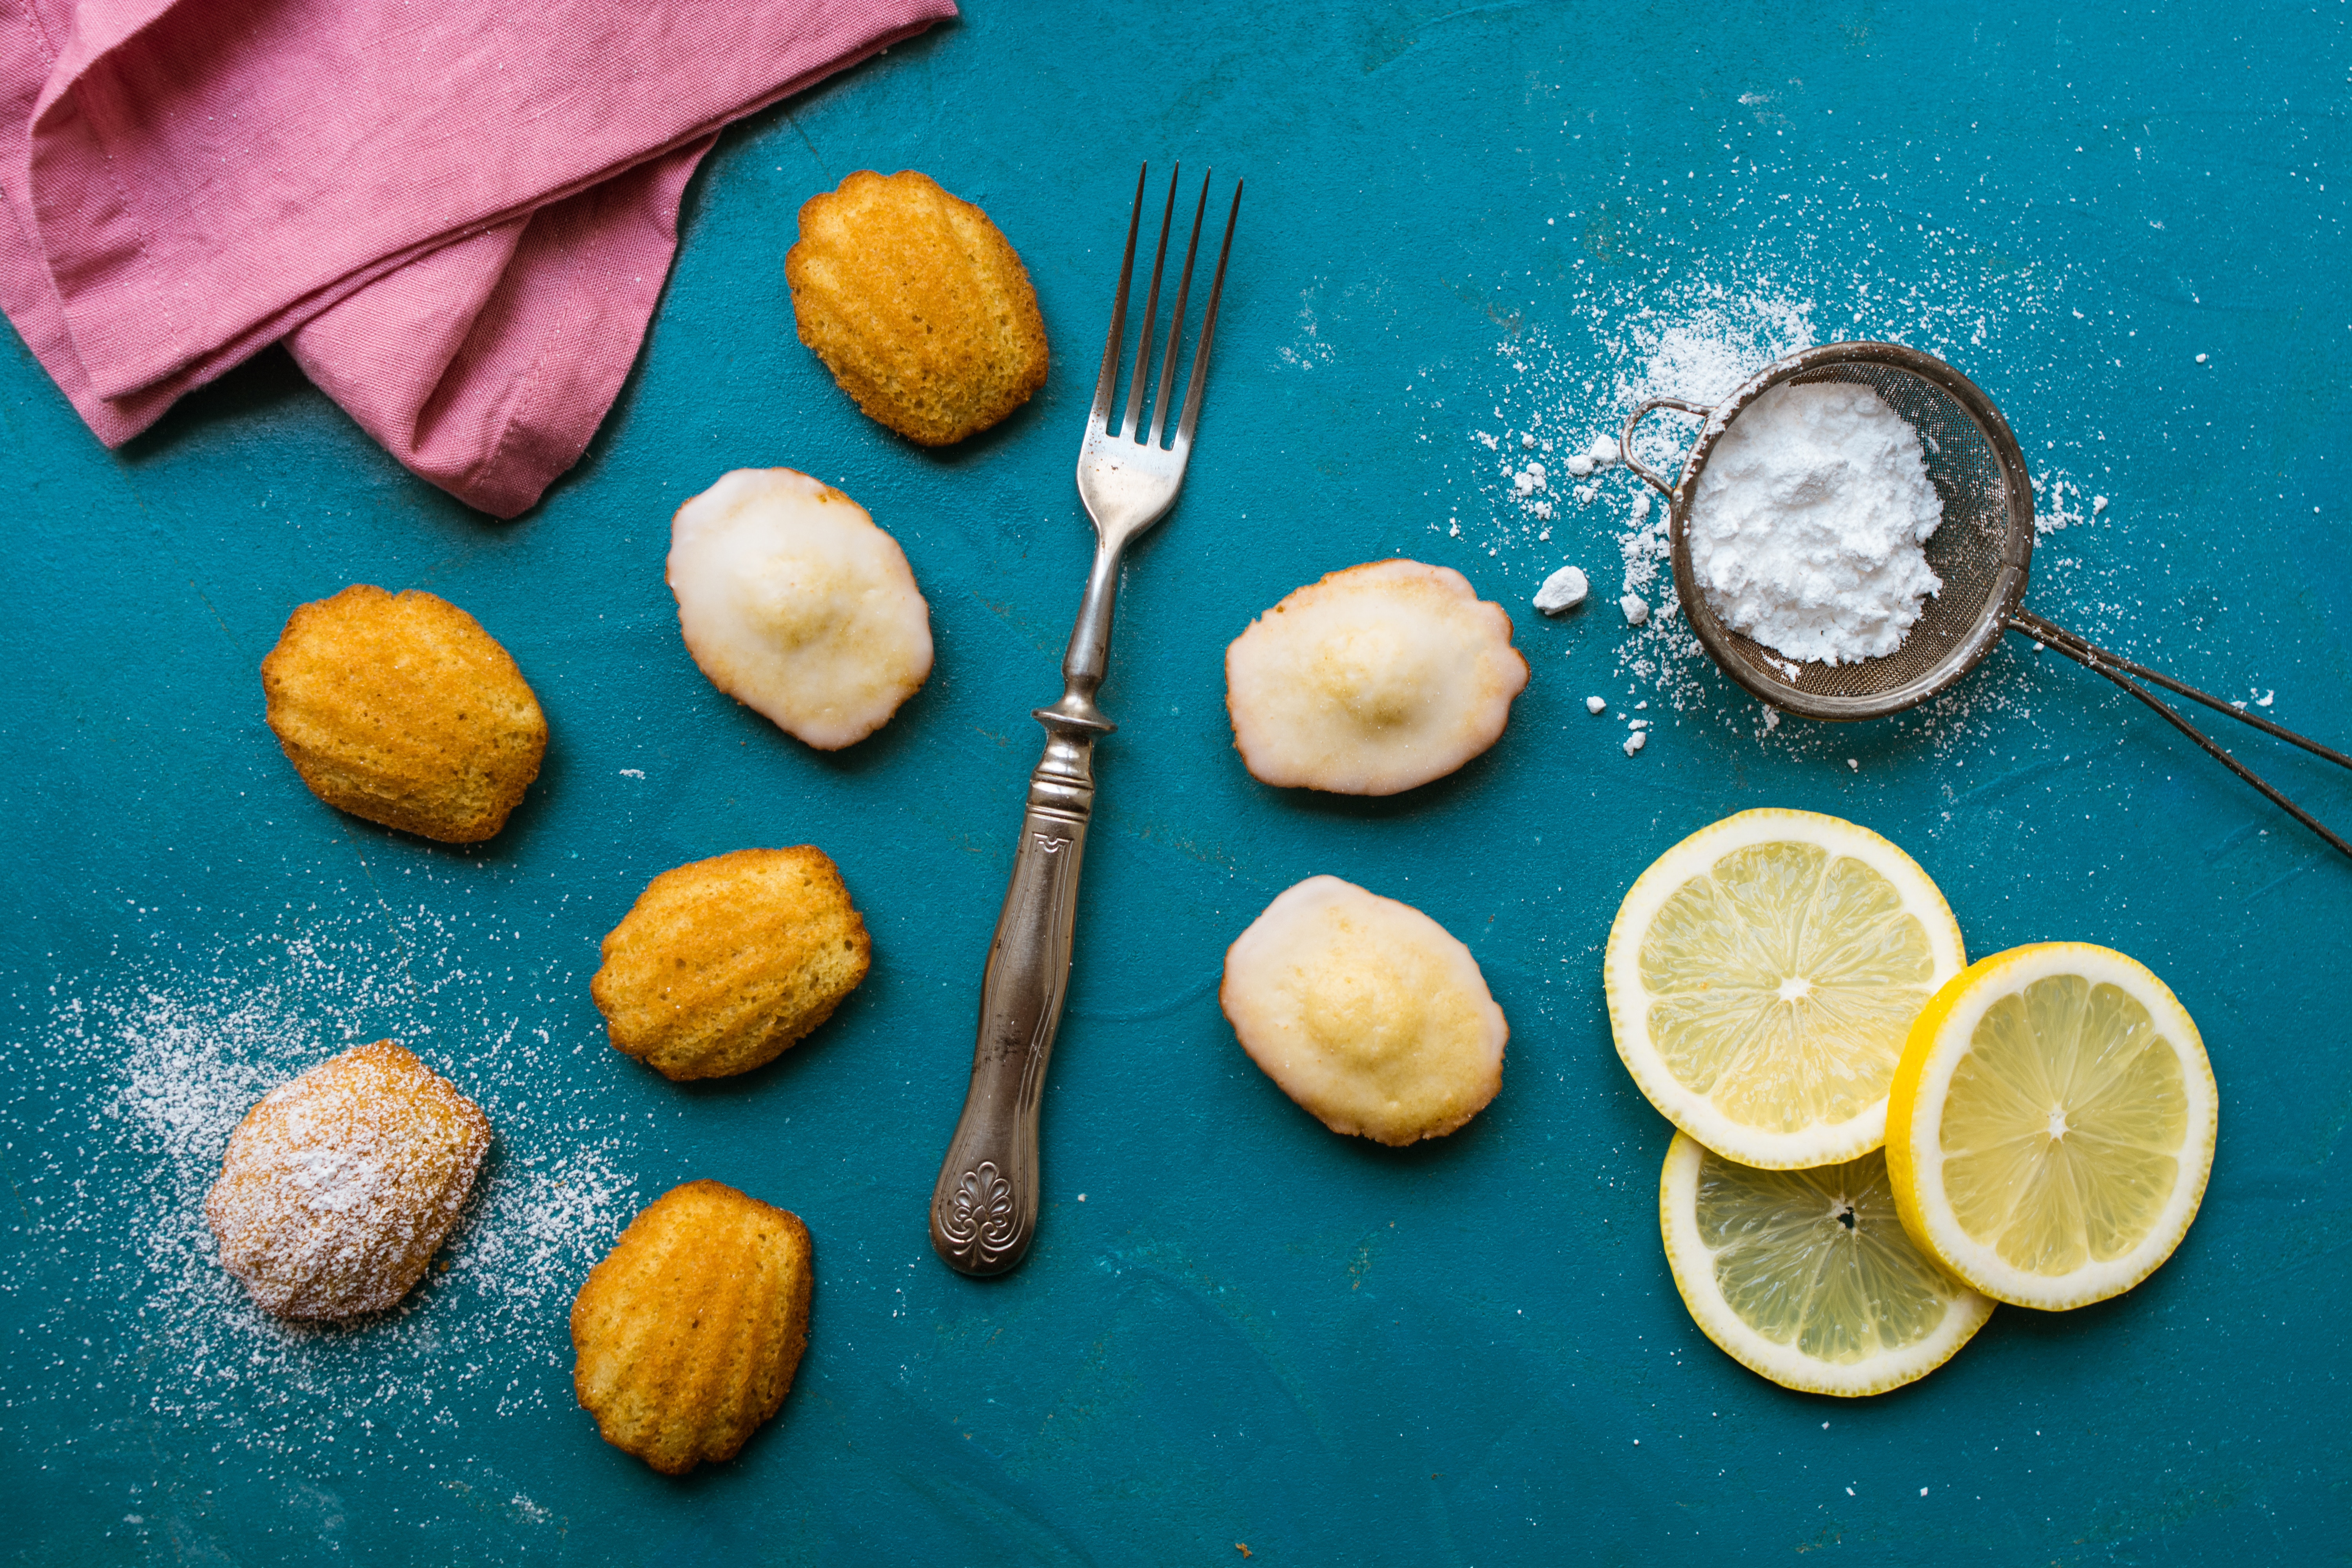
[0, 0, 955, 516]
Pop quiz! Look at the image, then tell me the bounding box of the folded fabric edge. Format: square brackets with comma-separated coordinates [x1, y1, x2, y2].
[1, 0, 956, 500]
[399, 140, 717, 520]
[398, 10, 955, 518]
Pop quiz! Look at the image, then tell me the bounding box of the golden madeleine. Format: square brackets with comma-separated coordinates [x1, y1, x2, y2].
[786, 169, 1047, 445]
[1221, 876, 1507, 1145]
[572, 1180, 814, 1475]
[592, 847, 871, 1081]
[261, 584, 546, 843]
[205, 1040, 491, 1320]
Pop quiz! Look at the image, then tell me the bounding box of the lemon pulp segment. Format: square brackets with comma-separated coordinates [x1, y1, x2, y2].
[1659, 1132, 1992, 1396]
[1945, 975, 2189, 1273]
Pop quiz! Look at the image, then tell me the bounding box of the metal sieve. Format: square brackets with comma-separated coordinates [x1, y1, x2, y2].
[1622, 341, 2351, 859]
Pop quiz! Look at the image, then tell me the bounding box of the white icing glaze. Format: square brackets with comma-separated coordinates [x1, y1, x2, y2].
[1220, 876, 1506, 1145]
[1225, 559, 1528, 796]
[668, 469, 933, 750]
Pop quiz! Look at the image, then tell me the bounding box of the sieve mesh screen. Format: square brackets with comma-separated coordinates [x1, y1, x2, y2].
[1663, 345, 2034, 720]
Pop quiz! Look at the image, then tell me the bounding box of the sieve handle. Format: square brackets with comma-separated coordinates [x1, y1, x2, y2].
[2011, 610, 2352, 861]
[1619, 397, 1712, 495]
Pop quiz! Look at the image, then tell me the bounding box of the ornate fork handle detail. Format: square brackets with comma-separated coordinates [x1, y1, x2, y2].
[934, 1161, 1018, 1269]
[928, 670, 1111, 1275]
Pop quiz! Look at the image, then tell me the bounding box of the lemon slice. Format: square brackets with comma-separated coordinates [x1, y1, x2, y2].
[1605, 809, 1966, 1169]
[1659, 1132, 1993, 1396]
[1886, 943, 2218, 1310]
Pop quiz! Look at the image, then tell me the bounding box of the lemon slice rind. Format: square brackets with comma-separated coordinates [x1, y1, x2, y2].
[1886, 942, 2218, 1312]
[1606, 809, 1967, 1170]
[1658, 1131, 1994, 1397]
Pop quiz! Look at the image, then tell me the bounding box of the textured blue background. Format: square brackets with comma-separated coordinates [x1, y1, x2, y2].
[4, 4, 2348, 1564]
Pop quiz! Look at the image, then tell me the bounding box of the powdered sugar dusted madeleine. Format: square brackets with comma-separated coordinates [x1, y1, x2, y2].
[205, 1040, 490, 1320]
[592, 846, 872, 1081]
[1221, 876, 1507, 1145]
[668, 469, 933, 750]
[262, 584, 546, 842]
[572, 1181, 813, 1475]
[1225, 560, 1528, 795]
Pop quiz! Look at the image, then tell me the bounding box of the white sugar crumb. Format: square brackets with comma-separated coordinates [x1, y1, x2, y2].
[1535, 565, 1590, 613]
[1688, 381, 1944, 665]
[1567, 454, 1595, 477]
[1586, 695, 1608, 714]
[2255, 688, 2275, 708]
[1586, 434, 1621, 466]
[2091, 495, 2109, 515]
[1848, 757, 1860, 771]
[1620, 594, 1650, 626]
[1623, 730, 1648, 756]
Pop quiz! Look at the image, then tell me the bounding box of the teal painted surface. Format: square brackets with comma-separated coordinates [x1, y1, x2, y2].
[4, 4, 2348, 1563]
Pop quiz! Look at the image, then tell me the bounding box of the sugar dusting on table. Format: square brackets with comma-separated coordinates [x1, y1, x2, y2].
[1419, 243, 2123, 768]
[4, 906, 641, 1461]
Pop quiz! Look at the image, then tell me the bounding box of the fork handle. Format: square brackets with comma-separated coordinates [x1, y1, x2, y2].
[929, 724, 1100, 1275]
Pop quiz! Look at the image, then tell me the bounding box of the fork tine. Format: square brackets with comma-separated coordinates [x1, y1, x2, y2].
[1147, 171, 1212, 449]
[1122, 164, 1180, 441]
[1173, 178, 1241, 449]
[1089, 165, 1149, 431]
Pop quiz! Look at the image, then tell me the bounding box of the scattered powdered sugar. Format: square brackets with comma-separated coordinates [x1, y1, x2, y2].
[1688, 381, 1945, 664]
[5, 907, 642, 1459]
[2034, 471, 2098, 534]
[1419, 230, 2125, 769]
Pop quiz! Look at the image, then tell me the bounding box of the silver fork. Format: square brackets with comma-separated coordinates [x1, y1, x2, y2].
[929, 163, 1241, 1277]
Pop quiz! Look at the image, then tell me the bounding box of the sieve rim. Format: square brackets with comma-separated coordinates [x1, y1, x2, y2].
[1627, 341, 2038, 724]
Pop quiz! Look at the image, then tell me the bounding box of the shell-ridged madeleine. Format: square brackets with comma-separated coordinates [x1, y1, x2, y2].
[786, 169, 1048, 445]
[205, 1040, 491, 1320]
[572, 1181, 813, 1475]
[592, 847, 872, 1080]
[261, 584, 546, 842]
